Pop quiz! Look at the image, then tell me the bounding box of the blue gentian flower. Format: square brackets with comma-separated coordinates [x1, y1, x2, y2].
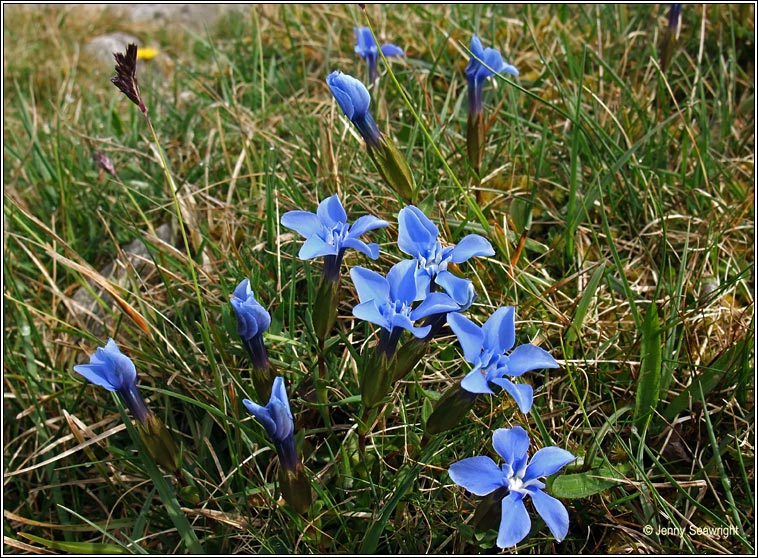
[449, 426, 575, 548]
[74, 339, 182, 472]
[354, 26, 404, 83]
[350, 259, 460, 354]
[243, 376, 299, 471]
[230, 278, 271, 370]
[281, 194, 388, 281]
[397, 205, 494, 300]
[326, 70, 382, 148]
[74, 338, 149, 423]
[447, 307, 559, 413]
[668, 4, 682, 31]
[465, 35, 519, 115]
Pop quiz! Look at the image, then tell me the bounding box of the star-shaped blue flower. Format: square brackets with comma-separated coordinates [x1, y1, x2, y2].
[350, 259, 461, 343]
[354, 26, 404, 83]
[447, 307, 559, 413]
[449, 426, 575, 548]
[465, 35, 519, 114]
[281, 194, 388, 281]
[397, 205, 494, 300]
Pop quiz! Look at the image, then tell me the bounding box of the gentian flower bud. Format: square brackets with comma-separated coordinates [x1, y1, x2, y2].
[243, 377, 311, 514]
[326, 71, 416, 203]
[327, 71, 381, 147]
[73, 339, 181, 473]
[230, 278, 276, 399]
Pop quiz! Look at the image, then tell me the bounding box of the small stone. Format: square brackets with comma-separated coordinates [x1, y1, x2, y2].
[85, 32, 141, 65]
[71, 224, 173, 336]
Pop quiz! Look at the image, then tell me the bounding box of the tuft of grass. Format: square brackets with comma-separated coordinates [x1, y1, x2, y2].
[4, 4, 753, 554]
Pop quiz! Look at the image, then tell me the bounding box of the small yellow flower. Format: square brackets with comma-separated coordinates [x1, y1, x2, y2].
[136, 47, 160, 61]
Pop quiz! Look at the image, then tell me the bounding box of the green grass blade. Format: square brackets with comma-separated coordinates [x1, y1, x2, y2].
[119, 406, 204, 554]
[633, 302, 662, 433]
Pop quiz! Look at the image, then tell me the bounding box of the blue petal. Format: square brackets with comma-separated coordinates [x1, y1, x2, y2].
[448, 455, 504, 496]
[103, 340, 137, 389]
[380, 43, 404, 57]
[270, 376, 291, 417]
[317, 194, 347, 229]
[491, 426, 530, 468]
[502, 61, 519, 77]
[396, 318, 431, 339]
[231, 297, 258, 339]
[232, 278, 252, 300]
[465, 35, 485, 79]
[397, 205, 438, 259]
[350, 266, 389, 304]
[410, 292, 460, 321]
[352, 300, 389, 331]
[243, 398, 277, 439]
[497, 492, 531, 548]
[326, 71, 371, 121]
[504, 343, 560, 376]
[299, 235, 337, 260]
[268, 399, 294, 442]
[413, 270, 432, 302]
[447, 312, 484, 364]
[354, 26, 376, 56]
[250, 301, 271, 336]
[73, 363, 119, 391]
[386, 259, 417, 304]
[460, 368, 494, 395]
[434, 271, 476, 310]
[524, 447, 576, 481]
[530, 489, 570, 542]
[348, 214, 389, 238]
[449, 234, 494, 263]
[342, 238, 379, 259]
[281, 210, 321, 239]
[491, 377, 533, 414]
[482, 306, 515, 354]
[482, 48, 505, 76]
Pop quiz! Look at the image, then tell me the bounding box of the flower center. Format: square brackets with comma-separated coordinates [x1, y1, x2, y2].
[477, 349, 500, 379]
[506, 466, 540, 496]
[384, 298, 411, 323]
[508, 476, 525, 493]
[325, 222, 349, 247]
[419, 240, 449, 276]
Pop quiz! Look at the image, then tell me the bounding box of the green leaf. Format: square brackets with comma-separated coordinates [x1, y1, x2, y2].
[551, 465, 626, 499]
[510, 196, 532, 233]
[565, 261, 607, 356]
[634, 302, 662, 432]
[20, 532, 129, 554]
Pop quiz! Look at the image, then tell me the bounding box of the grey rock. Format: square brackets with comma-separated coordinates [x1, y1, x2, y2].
[71, 224, 173, 337]
[85, 31, 141, 65]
